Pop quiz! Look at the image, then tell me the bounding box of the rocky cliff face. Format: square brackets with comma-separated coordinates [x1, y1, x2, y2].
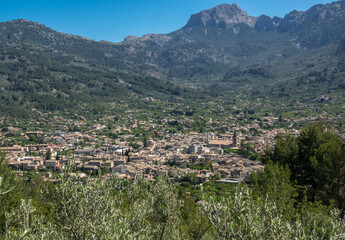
[278, 1, 345, 47]
[184, 3, 257, 29]
[255, 15, 282, 32]
[279, 1, 345, 32]
[0, 19, 93, 46]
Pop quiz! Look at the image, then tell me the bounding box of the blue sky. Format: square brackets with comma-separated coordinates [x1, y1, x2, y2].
[0, 0, 335, 43]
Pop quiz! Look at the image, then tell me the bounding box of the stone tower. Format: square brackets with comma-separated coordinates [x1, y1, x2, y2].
[233, 131, 240, 147]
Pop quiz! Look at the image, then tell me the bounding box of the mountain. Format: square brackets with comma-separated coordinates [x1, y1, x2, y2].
[0, 1, 344, 118]
[120, 0, 345, 86]
[0, 20, 207, 119]
[255, 15, 282, 32]
[185, 3, 256, 29]
[131, 1, 345, 94]
[269, 1, 345, 49]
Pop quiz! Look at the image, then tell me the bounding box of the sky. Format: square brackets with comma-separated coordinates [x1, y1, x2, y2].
[0, 0, 335, 43]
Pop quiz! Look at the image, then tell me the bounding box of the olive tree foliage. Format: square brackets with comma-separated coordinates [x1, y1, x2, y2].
[4, 174, 183, 240]
[4, 174, 345, 239]
[0, 151, 28, 233]
[0, 152, 15, 198]
[53, 176, 149, 239]
[146, 177, 183, 240]
[0, 176, 15, 197]
[5, 199, 60, 239]
[201, 186, 345, 240]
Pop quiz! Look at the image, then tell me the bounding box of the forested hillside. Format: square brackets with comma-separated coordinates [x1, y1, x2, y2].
[0, 29, 206, 118]
[0, 1, 345, 119]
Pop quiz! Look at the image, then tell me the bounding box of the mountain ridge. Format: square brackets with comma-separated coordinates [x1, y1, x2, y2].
[0, 1, 344, 118]
[184, 3, 257, 29]
[3, 1, 344, 48]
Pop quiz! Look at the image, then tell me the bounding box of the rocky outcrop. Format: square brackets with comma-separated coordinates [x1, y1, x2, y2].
[277, 1, 345, 47]
[279, 1, 345, 32]
[255, 15, 282, 32]
[184, 3, 257, 29]
[124, 33, 172, 47]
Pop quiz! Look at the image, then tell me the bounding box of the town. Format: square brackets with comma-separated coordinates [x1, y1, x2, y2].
[0, 113, 313, 184]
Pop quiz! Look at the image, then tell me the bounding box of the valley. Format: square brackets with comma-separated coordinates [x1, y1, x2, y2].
[1, 1, 345, 239]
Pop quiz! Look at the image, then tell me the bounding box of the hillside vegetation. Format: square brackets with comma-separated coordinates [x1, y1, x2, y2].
[0, 1, 345, 119]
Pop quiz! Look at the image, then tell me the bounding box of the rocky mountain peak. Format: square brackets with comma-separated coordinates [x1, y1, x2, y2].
[8, 19, 46, 28]
[0, 18, 93, 45]
[184, 3, 257, 29]
[255, 15, 282, 32]
[278, 1, 345, 33]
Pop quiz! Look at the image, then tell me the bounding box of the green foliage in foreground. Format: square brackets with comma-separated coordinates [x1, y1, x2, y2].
[203, 187, 345, 240]
[1, 172, 345, 239]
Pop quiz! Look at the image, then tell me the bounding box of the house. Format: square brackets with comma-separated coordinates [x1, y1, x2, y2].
[74, 148, 95, 156]
[88, 160, 103, 167]
[208, 140, 232, 149]
[104, 160, 114, 168]
[197, 174, 208, 183]
[0, 145, 27, 154]
[186, 144, 202, 154]
[211, 163, 220, 171]
[26, 164, 38, 171]
[45, 160, 58, 169]
[26, 144, 49, 151]
[112, 165, 128, 173]
[33, 157, 44, 166]
[8, 162, 22, 170]
[26, 131, 43, 137]
[21, 161, 31, 171]
[83, 165, 99, 173]
[113, 157, 127, 165]
[21, 156, 44, 166]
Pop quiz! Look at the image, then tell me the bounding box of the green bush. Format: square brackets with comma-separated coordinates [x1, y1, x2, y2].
[201, 186, 345, 240]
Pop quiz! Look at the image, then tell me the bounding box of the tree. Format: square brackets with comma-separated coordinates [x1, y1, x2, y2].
[143, 135, 149, 148]
[101, 164, 111, 174]
[249, 161, 297, 218]
[181, 173, 198, 186]
[298, 123, 345, 208]
[0, 152, 27, 232]
[45, 149, 51, 160]
[201, 185, 345, 239]
[266, 122, 345, 210]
